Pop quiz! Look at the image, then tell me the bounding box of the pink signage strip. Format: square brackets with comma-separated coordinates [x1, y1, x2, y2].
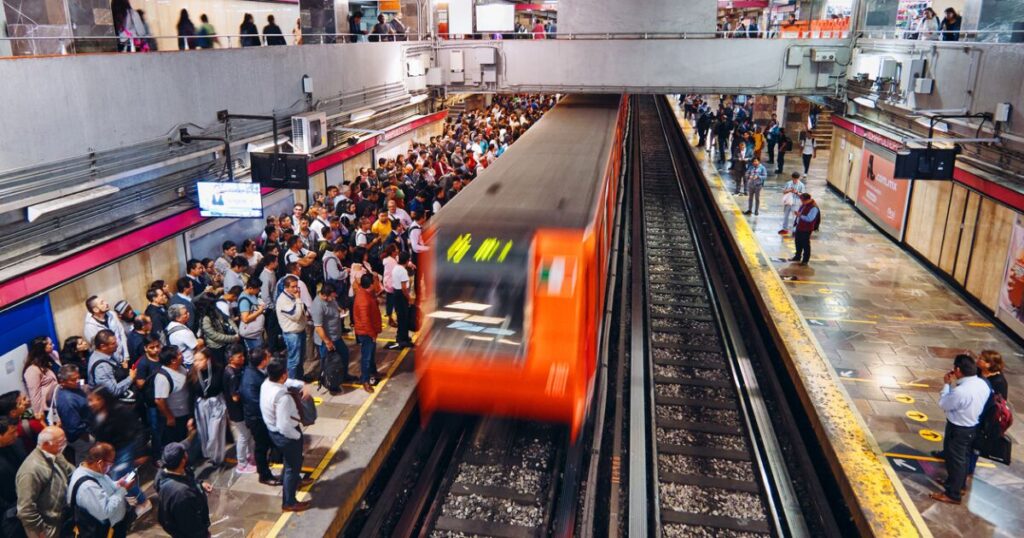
[383, 110, 449, 142]
[833, 115, 1024, 213]
[0, 112, 449, 307]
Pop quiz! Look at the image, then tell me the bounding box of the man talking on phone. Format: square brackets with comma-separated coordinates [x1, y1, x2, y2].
[67, 442, 135, 537]
[930, 354, 990, 505]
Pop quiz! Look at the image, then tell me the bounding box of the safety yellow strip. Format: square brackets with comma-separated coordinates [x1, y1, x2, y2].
[669, 100, 931, 537]
[883, 452, 996, 469]
[265, 342, 414, 537]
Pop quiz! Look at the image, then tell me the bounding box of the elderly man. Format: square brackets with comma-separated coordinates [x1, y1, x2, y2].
[16, 426, 75, 538]
[166, 304, 202, 369]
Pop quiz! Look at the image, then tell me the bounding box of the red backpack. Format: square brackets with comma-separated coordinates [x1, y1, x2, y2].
[991, 393, 1013, 434]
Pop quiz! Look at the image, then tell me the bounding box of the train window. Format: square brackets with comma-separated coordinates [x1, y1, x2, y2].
[427, 230, 532, 361]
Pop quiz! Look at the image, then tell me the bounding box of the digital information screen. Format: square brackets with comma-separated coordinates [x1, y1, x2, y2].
[197, 182, 263, 219]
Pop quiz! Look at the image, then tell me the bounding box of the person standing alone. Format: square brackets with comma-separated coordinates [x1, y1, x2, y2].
[790, 193, 819, 266]
[930, 354, 991, 505]
[742, 158, 768, 216]
[800, 131, 816, 175]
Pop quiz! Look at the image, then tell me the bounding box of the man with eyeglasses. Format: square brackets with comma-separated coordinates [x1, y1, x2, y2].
[15, 425, 74, 538]
[67, 442, 135, 537]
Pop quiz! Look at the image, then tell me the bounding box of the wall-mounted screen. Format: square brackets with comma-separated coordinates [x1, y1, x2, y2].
[476, 4, 515, 32]
[197, 182, 263, 219]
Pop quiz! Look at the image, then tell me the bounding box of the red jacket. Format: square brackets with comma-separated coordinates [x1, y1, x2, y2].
[795, 201, 820, 233]
[353, 282, 383, 338]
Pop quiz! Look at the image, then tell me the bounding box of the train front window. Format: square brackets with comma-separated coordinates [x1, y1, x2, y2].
[428, 231, 531, 360]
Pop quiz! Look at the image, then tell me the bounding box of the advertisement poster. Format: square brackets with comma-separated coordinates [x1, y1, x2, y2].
[997, 214, 1024, 337]
[857, 145, 912, 240]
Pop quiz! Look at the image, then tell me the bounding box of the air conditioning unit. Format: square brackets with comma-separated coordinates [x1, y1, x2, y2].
[291, 111, 328, 154]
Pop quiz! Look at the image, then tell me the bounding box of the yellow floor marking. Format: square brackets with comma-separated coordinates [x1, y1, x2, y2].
[967, 322, 995, 328]
[919, 429, 943, 442]
[883, 452, 996, 469]
[781, 279, 849, 286]
[894, 394, 915, 404]
[905, 410, 928, 422]
[266, 343, 414, 537]
[840, 376, 930, 389]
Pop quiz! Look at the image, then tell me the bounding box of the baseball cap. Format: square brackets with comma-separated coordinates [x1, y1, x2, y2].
[114, 300, 131, 315]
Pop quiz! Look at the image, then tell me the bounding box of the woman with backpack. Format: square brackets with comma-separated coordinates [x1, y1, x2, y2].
[967, 350, 1010, 479]
[195, 296, 240, 364]
[187, 349, 228, 466]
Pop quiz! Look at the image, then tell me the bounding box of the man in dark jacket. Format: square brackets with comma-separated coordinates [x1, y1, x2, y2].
[154, 442, 210, 538]
[239, 348, 281, 485]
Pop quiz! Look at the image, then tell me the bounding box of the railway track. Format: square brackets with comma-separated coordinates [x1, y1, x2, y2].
[348, 95, 844, 537]
[627, 95, 832, 537]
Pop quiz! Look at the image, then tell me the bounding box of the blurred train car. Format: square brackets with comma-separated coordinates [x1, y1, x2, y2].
[417, 94, 628, 440]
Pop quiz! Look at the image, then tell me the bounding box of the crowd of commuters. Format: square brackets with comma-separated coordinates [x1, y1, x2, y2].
[0, 94, 553, 536]
[684, 95, 821, 264]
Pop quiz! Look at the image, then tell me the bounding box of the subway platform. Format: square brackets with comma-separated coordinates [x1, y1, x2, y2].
[672, 102, 1024, 537]
[129, 326, 418, 538]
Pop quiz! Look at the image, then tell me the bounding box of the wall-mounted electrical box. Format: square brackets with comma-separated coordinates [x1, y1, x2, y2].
[913, 78, 934, 94]
[995, 103, 1012, 123]
[878, 58, 899, 80]
[450, 50, 464, 73]
[811, 48, 837, 62]
[786, 47, 803, 67]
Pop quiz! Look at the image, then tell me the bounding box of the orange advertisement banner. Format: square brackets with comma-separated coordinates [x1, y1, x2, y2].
[857, 148, 911, 239]
[379, 0, 400, 11]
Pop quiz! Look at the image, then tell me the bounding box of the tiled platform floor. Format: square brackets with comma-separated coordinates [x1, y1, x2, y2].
[127, 326, 414, 538]
[682, 112, 1024, 537]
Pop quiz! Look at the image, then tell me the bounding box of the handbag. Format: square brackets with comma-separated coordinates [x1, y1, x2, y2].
[782, 192, 795, 206]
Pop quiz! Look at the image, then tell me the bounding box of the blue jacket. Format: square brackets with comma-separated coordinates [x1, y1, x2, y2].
[55, 387, 92, 442]
[239, 366, 267, 424]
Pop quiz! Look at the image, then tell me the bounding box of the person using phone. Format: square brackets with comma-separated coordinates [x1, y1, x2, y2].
[67, 442, 135, 537]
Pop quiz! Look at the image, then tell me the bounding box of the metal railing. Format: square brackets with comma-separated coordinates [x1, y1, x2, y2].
[0, 29, 860, 59]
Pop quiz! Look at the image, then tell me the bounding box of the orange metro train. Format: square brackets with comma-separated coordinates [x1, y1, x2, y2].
[417, 94, 628, 440]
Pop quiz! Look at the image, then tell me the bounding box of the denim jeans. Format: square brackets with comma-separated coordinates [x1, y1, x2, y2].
[243, 337, 264, 354]
[357, 335, 377, 383]
[147, 407, 163, 459]
[283, 332, 305, 380]
[782, 204, 795, 231]
[943, 422, 978, 501]
[111, 439, 145, 502]
[318, 338, 350, 381]
[268, 430, 303, 507]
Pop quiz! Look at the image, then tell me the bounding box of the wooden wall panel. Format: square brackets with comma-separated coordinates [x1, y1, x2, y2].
[904, 180, 953, 264]
[965, 199, 1015, 311]
[954, 192, 982, 284]
[342, 149, 373, 185]
[48, 238, 181, 342]
[939, 184, 969, 273]
[827, 134, 845, 191]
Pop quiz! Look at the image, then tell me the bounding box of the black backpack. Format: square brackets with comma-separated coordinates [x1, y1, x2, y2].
[142, 368, 173, 407]
[68, 475, 109, 537]
[319, 349, 347, 393]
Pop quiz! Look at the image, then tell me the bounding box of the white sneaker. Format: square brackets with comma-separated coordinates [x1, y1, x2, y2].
[235, 462, 257, 474]
[134, 499, 153, 519]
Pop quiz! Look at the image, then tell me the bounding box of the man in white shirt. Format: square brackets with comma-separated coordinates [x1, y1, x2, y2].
[309, 206, 330, 240]
[67, 442, 135, 536]
[166, 304, 202, 368]
[930, 354, 991, 505]
[259, 358, 310, 512]
[386, 252, 414, 350]
[386, 199, 412, 229]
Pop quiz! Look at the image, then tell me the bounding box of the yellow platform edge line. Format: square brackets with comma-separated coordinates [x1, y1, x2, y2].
[668, 99, 931, 537]
[266, 343, 414, 537]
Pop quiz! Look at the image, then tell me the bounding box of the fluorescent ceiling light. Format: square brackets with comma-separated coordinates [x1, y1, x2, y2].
[447, 302, 491, 311]
[27, 185, 120, 223]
